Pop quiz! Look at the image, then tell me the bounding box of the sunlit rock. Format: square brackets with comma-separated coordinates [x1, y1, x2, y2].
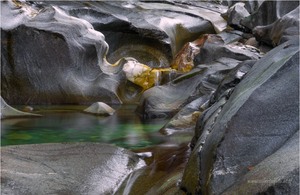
[137, 34, 262, 119]
[1, 97, 41, 119]
[1, 143, 145, 194]
[83, 102, 115, 116]
[122, 58, 174, 90]
[181, 38, 299, 194]
[171, 35, 207, 73]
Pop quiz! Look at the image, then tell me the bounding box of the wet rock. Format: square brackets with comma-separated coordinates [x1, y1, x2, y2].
[1, 143, 145, 194]
[83, 102, 115, 116]
[1, 0, 229, 105]
[1, 0, 123, 105]
[59, 1, 226, 62]
[159, 97, 207, 135]
[1, 97, 41, 119]
[209, 60, 256, 105]
[137, 35, 262, 119]
[253, 6, 300, 46]
[181, 39, 299, 194]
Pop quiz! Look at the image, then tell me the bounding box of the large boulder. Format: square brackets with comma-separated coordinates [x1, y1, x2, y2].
[181, 38, 299, 194]
[223, 131, 299, 195]
[1, 143, 145, 194]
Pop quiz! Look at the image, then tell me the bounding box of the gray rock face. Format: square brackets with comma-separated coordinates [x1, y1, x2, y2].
[1, 143, 145, 195]
[181, 39, 299, 194]
[137, 35, 261, 119]
[241, 1, 299, 30]
[1, 0, 228, 105]
[226, 2, 250, 30]
[253, 6, 300, 46]
[222, 132, 299, 195]
[1, 1, 122, 105]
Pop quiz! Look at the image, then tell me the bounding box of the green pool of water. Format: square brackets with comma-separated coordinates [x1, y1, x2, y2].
[1, 105, 169, 149]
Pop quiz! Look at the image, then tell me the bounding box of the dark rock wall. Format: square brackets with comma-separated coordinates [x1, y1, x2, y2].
[181, 38, 299, 195]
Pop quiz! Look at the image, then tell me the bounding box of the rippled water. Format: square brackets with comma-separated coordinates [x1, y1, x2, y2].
[1, 105, 169, 149]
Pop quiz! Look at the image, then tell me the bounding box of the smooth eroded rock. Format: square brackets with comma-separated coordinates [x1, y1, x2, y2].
[83, 102, 115, 116]
[1, 143, 145, 195]
[181, 38, 299, 194]
[1, 96, 41, 119]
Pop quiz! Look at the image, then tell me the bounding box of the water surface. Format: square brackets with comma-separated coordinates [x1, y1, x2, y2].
[1, 105, 168, 149]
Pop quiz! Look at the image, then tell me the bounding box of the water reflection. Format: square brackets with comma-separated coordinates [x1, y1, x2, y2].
[1, 105, 168, 149]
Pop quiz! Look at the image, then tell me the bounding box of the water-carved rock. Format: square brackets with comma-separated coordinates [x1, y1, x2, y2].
[181, 38, 299, 195]
[1, 97, 41, 119]
[1, 143, 145, 194]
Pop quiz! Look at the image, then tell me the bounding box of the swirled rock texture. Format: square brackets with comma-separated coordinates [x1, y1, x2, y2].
[1, 0, 122, 105]
[1, 0, 228, 105]
[1, 143, 145, 194]
[181, 38, 299, 194]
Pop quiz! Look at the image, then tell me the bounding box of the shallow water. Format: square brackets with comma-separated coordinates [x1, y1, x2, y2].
[1, 105, 169, 149]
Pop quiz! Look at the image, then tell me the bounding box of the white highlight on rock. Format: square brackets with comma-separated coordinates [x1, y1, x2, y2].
[84, 102, 115, 116]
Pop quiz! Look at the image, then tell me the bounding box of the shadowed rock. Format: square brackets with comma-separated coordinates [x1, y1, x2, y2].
[241, 1, 299, 30]
[181, 38, 299, 194]
[1, 0, 229, 105]
[222, 131, 299, 195]
[253, 6, 300, 46]
[1, 143, 145, 194]
[1, 0, 123, 105]
[137, 34, 261, 119]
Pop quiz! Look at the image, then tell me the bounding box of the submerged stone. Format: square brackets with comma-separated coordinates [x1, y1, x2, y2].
[1, 143, 145, 194]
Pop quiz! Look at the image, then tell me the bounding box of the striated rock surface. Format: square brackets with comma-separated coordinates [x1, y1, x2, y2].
[181, 38, 299, 194]
[1, 0, 122, 105]
[1, 143, 145, 195]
